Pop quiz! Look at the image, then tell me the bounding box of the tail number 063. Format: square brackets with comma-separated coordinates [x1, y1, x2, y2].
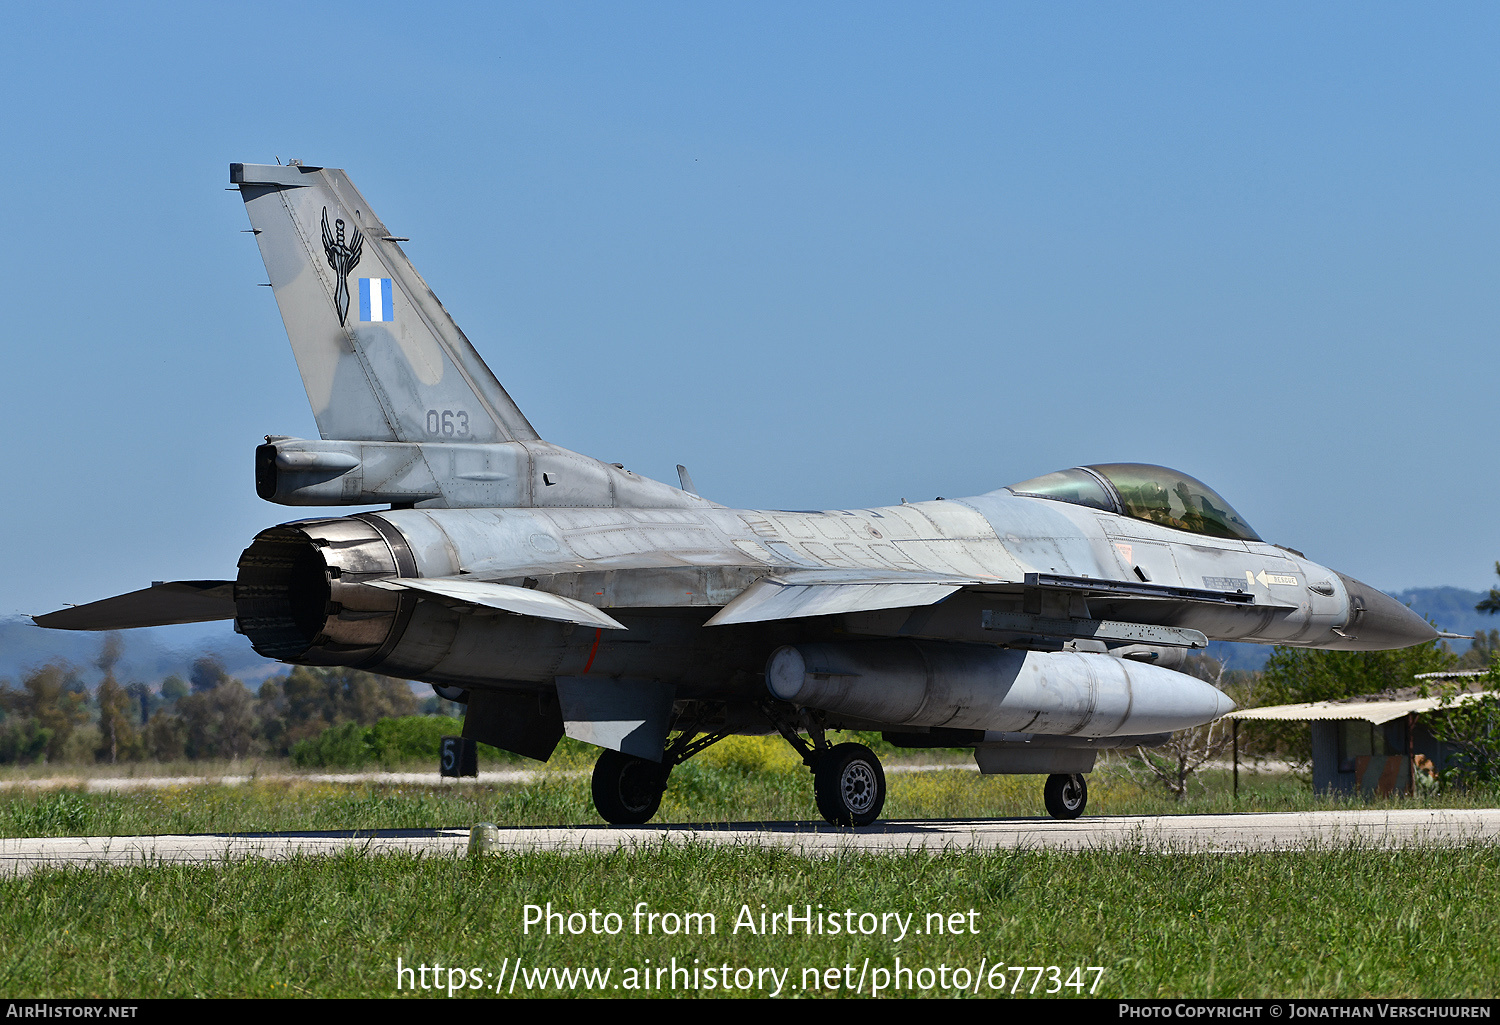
[426, 409, 470, 437]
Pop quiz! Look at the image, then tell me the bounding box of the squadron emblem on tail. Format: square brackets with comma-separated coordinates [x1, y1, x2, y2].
[320, 207, 363, 325]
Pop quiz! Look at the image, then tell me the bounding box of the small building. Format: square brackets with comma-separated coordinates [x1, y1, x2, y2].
[1226, 672, 1490, 795]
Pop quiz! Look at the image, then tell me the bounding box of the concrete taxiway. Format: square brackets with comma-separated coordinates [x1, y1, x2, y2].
[2, 809, 1498, 876]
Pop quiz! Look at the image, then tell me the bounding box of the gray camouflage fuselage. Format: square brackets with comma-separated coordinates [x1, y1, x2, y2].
[37, 161, 1437, 774]
[237, 486, 1419, 691]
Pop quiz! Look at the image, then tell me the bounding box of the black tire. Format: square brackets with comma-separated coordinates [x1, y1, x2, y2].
[813, 743, 886, 827]
[1043, 773, 1088, 820]
[591, 749, 668, 825]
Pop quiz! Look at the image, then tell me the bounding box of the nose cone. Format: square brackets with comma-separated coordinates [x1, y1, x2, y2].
[1114, 659, 1238, 734]
[1213, 687, 1238, 719]
[1332, 572, 1438, 650]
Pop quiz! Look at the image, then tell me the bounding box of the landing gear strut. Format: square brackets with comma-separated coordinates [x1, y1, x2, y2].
[1043, 772, 1088, 820]
[762, 702, 887, 827]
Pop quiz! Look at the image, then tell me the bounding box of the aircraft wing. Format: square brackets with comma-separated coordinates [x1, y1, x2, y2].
[704, 569, 987, 627]
[367, 577, 626, 630]
[33, 580, 236, 631]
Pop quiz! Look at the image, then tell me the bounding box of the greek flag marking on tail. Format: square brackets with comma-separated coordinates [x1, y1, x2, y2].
[360, 278, 395, 322]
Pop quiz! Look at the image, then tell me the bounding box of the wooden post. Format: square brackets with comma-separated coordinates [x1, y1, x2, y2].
[1407, 710, 1416, 797]
[1233, 718, 1240, 801]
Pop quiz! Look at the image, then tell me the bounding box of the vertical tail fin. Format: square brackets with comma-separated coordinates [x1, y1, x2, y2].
[231, 162, 538, 444]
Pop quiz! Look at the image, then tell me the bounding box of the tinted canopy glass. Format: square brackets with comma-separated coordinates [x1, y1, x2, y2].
[1088, 463, 1261, 540]
[1005, 463, 1261, 541]
[1004, 468, 1116, 511]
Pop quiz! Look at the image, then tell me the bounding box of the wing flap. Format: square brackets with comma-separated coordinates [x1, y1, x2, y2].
[368, 577, 626, 630]
[34, 580, 236, 631]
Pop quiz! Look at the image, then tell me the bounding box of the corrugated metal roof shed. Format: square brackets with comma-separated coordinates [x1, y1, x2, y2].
[1227, 689, 1491, 725]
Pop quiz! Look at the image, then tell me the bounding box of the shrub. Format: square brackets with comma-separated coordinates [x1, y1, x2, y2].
[290, 716, 522, 769]
[368, 716, 464, 767]
[290, 721, 372, 769]
[696, 735, 803, 774]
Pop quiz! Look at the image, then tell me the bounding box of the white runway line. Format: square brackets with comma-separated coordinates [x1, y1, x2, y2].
[0, 763, 962, 792]
[0, 770, 568, 791]
[2, 809, 1498, 876]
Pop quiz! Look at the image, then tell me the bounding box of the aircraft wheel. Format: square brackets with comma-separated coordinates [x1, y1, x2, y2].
[813, 743, 886, 827]
[591, 750, 668, 825]
[1043, 773, 1088, 820]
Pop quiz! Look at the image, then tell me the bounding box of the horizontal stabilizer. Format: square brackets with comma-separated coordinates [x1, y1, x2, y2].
[367, 577, 626, 630]
[34, 581, 236, 631]
[705, 570, 981, 627]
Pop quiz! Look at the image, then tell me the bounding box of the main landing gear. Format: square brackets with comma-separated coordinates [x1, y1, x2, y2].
[587, 704, 889, 828]
[589, 714, 1086, 826]
[1043, 773, 1088, 819]
[811, 742, 886, 827]
[590, 712, 734, 826]
[762, 702, 886, 827]
[591, 750, 670, 825]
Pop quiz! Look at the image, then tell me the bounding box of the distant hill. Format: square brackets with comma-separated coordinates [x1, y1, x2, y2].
[0, 616, 281, 689]
[1392, 586, 1494, 642]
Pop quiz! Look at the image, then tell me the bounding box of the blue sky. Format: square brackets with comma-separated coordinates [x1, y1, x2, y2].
[3, 2, 1498, 623]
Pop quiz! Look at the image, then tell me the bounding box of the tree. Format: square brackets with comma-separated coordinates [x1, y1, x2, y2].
[1476, 563, 1500, 616]
[256, 678, 288, 754]
[345, 670, 418, 723]
[176, 690, 217, 758]
[160, 675, 189, 704]
[212, 680, 259, 760]
[94, 677, 139, 763]
[94, 634, 139, 763]
[1126, 654, 1240, 800]
[0, 721, 52, 764]
[124, 681, 157, 726]
[1457, 630, 1500, 670]
[189, 656, 229, 694]
[1425, 657, 1500, 791]
[20, 664, 89, 763]
[1254, 638, 1455, 768]
[271, 666, 417, 751]
[142, 710, 186, 762]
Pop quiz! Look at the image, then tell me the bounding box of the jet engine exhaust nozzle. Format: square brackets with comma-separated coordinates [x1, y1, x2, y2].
[234, 516, 413, 665]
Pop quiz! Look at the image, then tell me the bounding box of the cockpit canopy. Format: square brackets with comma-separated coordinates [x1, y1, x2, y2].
[1005, 463, 1262, 541]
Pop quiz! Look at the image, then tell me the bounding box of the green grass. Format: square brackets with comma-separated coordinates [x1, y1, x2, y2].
[0, 742, 1496, 999]
[2, 843, 1497, 998]
[0, 743, 1494, 838]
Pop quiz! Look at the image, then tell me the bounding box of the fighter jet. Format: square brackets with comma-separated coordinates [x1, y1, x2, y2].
[36, 162, 1437, 827]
